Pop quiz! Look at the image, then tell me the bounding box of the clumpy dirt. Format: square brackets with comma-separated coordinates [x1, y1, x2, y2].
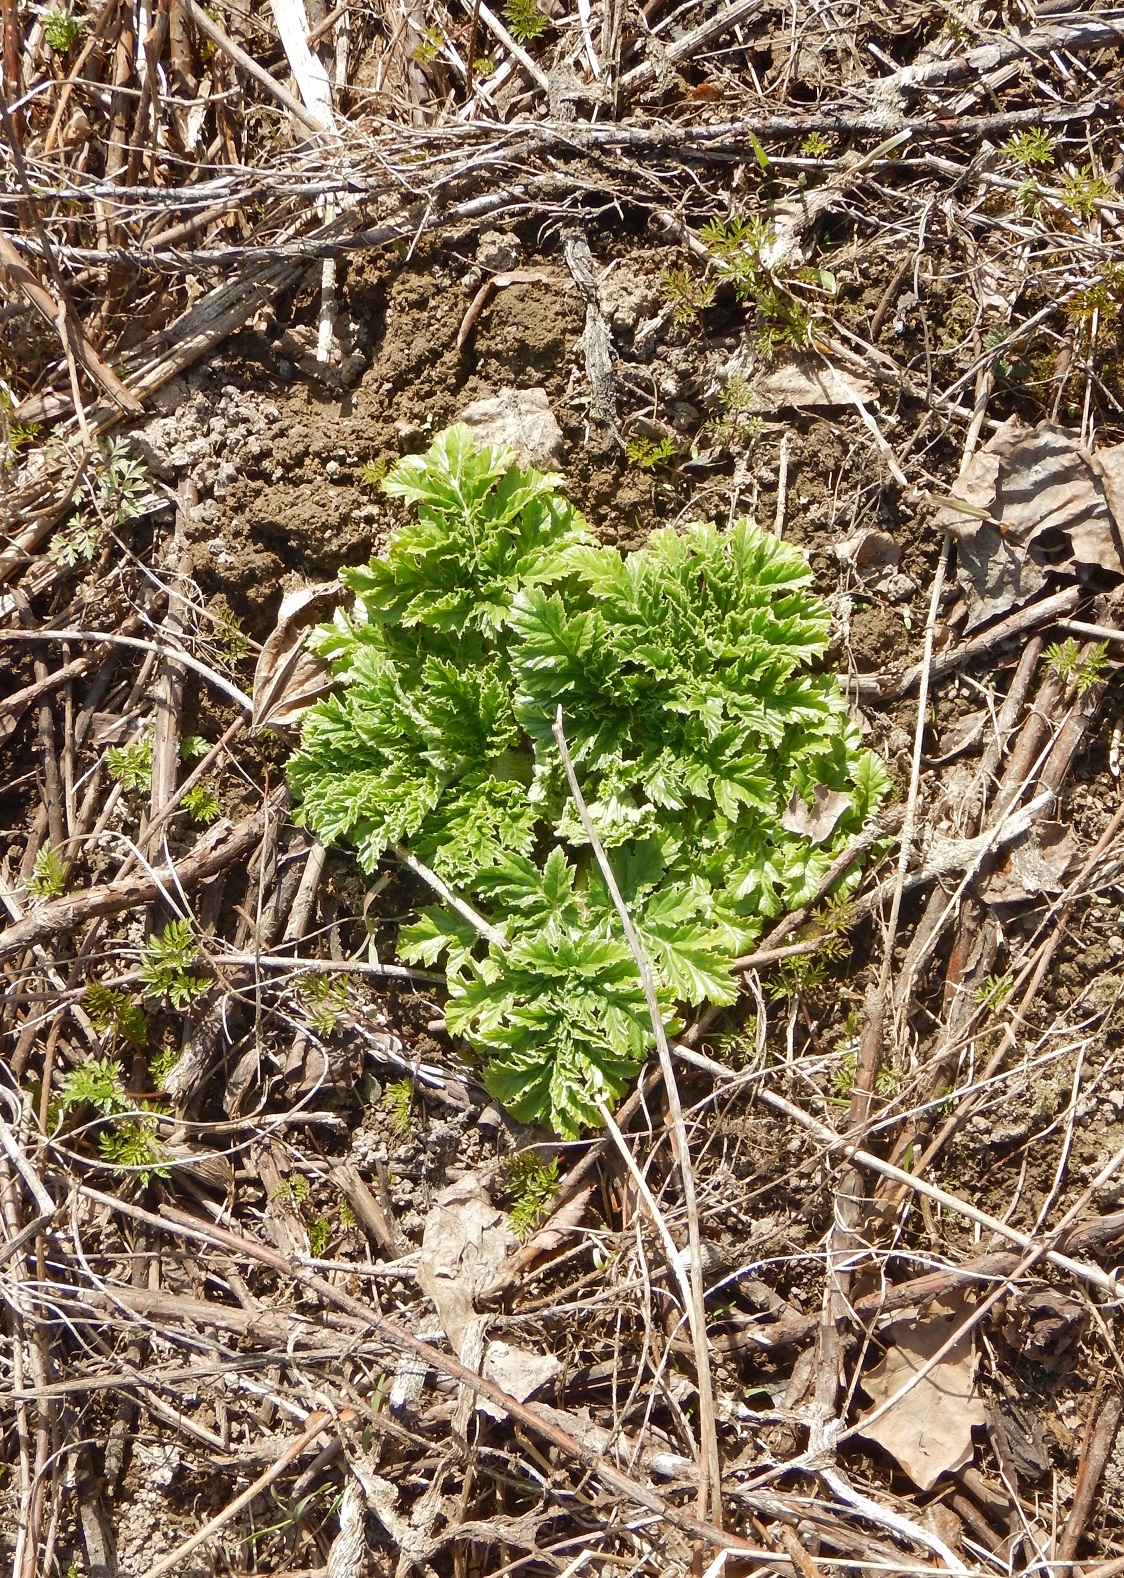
[11, 173, 1124, 1578]
[134, 233, 935, 684]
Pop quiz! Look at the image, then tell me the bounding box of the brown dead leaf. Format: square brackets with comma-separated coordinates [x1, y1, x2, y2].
[251, 581, 341, 733]
[417, 1176, 558, 1420]
[939, 419, 1124, 628]
[750, 356, 876, 412]
[979, 820, 1078, 904]
[857, 1315, 986, 1490]
[780, 783, 852, 844]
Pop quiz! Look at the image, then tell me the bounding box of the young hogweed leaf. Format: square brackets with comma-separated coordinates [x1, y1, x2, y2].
[398, 906, 482, 972]
[359, 425, 591, 637]
[289, 428, 889, 1137]
[86, 984, 147, 1049]
[27, 844, 67, 900]
[107, 733, 153, 793]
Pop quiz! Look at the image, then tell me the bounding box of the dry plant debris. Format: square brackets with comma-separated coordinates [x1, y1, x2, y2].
[6, 0, 1124, 1573]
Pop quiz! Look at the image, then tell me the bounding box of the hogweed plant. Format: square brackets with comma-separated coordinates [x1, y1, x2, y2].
[288, 428, 889, 1137]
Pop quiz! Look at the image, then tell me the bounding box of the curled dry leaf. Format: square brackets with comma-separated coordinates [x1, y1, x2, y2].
[417, 1175, 559, 1419]
[937, 419, 1124, 628]
[455, 386, 565, 471]
[979, 819, 1078, 904]
[251, 581, 341, 733]
[857, 1313, 986, 1491]
[780, 782, 852, 844]
[999, 1289, 1086, 1371]
[750, 356, 877, 413]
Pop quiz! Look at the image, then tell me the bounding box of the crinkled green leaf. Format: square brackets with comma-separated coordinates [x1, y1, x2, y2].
[398, 907, 480, 974]
[288, 428, 891, 1138]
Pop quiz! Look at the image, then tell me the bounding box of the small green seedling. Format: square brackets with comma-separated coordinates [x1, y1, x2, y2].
[40, 3, 87, 52]
[181, 784, 222, 824]
[800, 132, 833, 158]
[297, 972, 350, 1034]
[503, 1151, 560, 1238]
[1059, 166, 1113, 222]
[661, 265, 716, 325]
[503, 0, 548, 41]
[1002, 128, 1055, 170]
[1046, 637, 1108, 696]
[972, 971, 1015, 1011]
[107, 734, 153, 793]
[27, 844, 66, 900]
[383, 1078, 414, 1136]
[139, 920, 210, 1008]
[86, 984, 147, 1050]
[56, 1054, 169, 1184]
[625, 435, 677, 471]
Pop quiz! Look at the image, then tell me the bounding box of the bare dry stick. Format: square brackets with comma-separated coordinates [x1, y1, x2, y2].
[1056, 1387, 1124, 1574]
[472, 0, 550, 89]
[844, 534, 951, 1150]
[146, 487, 193, 856]
[552, 706, 722, 1527]
[620, 0, 762, 96]
[757, 1085, 1118, 1294]
[0, 629, 252, 715]
[0, 789, 287, 960]
[177, 0, 331, 133]
[849, 585, 1081, 700]
[134, 1410, 342, 1578]
[80, 1188, 776, 1564]
[389, 843, 506, 949]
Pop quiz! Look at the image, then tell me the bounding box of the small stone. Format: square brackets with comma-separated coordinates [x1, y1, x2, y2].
[884, 572, 919, 604]
[476, 229, 523, 272]
[325, 459, 341, 479]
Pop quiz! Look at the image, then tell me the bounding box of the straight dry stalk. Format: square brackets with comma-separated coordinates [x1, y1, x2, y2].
[552, 706, 722, 1527]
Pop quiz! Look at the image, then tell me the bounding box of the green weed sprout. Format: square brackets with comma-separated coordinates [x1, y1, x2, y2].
[107, 734, 153, 793]
[287, 427, 889, 1138]
[1060, 167, 1113, 222]
[181, 784, 222, 824]
[503, 0, 548, 40]
[661, 265, 716, 325]
[625, 435, 677, 471]
[58, 1056, 132, 1115]
[27, 844, 66, 900]
[297, 972, 349, 1034]
[383, 1078, 414, 1135]
[139, 920, 210, 1008]
[1002, 128, 1055, 170]
[503, 1151, 560, 1238]
[57, 1054, 169, 1183]
[97, 1121, 170, 1186]
[86, 984, 147, 1050]
[40, 3, 86, 51]
[1045, 637, 1108, 696]
[49, 513, 101, 569]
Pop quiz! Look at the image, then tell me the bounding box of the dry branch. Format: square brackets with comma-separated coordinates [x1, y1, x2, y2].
[0, 789, 287, 959]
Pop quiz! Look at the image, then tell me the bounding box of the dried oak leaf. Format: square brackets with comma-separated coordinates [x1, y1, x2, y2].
[857, 1315, 986, 1490]
[978, 819, 1078, 904]
[938, 419, 1124, 628]
[251, 581, 341, 733]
